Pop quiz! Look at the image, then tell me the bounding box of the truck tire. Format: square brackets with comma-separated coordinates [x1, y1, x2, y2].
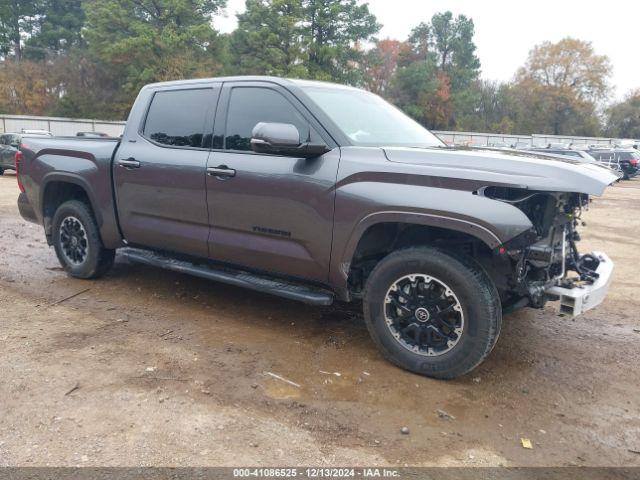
[0, 167, 4, 175]
[363, 247, 501, 379]
[52, 200, 115, 279]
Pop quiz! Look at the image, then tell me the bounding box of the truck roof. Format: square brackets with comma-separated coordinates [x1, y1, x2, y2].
[142, 75, 360, 92]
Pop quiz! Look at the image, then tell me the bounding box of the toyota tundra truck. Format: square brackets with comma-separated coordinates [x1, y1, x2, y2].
[15, 76, 618, 379]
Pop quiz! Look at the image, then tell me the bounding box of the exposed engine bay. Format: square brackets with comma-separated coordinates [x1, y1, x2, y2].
[480, 186, 604, 311]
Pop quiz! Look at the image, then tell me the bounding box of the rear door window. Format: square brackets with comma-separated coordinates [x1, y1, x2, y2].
[143, 89, 213, 148]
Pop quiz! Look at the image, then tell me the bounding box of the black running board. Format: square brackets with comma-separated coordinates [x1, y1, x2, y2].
[121, 247, 334, 306]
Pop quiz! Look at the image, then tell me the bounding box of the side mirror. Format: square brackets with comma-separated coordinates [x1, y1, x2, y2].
[251, 122, 329, 158]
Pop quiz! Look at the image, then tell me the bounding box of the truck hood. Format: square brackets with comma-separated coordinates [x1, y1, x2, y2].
[383, 146, 619, 196]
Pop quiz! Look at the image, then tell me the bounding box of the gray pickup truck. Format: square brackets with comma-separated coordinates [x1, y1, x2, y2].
[16, 76, 617, 379]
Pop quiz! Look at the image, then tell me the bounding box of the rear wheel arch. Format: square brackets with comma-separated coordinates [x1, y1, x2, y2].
[41, 176, 102, 242]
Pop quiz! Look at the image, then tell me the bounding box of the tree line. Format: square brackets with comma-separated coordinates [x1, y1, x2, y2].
[1, 0, 639, 138]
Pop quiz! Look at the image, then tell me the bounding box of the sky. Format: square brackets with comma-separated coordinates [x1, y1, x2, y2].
[213, 0, 638, 100]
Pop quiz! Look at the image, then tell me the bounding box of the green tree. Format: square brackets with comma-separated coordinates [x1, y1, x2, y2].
[228, 0, 379, 83]
[49, 49, 126, 119]
[605, 90, 640, 138]
[429, 12, 479, 92]
[0, 0, 45, 59]
[83, 0, 227, 115]
[404, 22, 430, 62]
[25, 0, 85, 58]
[512, 37, 610, 135]
[430, 13, 480, 126]
[505, 82, 602, 136]
[304, 0, 379, 83]
[391, 45, 449, 128]
[455, 80, 514, 133]
[228, 0, 306, 77]
[388, 12, 480, 129]
[518, 37, 610, 103]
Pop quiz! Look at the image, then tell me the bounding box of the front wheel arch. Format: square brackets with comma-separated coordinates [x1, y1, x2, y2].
[340, 217, 504, 301]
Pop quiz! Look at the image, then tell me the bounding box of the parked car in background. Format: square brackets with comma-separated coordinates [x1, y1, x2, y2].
[0, 133, 20, 174]
[613, 140, 640, 150]
[588, 149, 639, 179]
[77, 132, 110, 138]
[513, 147, 622, 179]
[1, 132, 52, 175]
[526, 147, 599, 164]
[1, 131, 59, 175]
[20, 129, 53, 136]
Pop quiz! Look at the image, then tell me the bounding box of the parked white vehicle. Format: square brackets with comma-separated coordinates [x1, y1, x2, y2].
[20, 129, 52, 136]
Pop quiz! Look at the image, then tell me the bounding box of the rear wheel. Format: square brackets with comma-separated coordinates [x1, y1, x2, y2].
[52, 200, 115, 279]
[0, 167, 4, 175]
[363, 247, 501, 379]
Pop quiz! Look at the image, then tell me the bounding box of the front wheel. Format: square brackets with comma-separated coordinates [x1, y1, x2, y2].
[52, 200, 115, 279]
[363, 247, 501, 379]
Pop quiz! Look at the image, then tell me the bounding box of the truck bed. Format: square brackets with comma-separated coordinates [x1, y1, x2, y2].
[17, 136, 123, 248]
[20, 136, 120, 159]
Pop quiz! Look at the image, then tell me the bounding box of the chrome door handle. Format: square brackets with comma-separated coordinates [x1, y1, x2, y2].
[118, 158, 141, 169]
[207, 165, 236, 178]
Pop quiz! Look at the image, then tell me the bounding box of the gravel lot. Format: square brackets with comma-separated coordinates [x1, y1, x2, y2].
[0, 171, 639, 467]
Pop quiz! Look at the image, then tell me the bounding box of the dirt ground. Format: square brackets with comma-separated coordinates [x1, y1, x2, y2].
[0, 171, 639, 467]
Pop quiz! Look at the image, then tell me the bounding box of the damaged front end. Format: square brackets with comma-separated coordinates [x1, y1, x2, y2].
[480, 186, 614, 316]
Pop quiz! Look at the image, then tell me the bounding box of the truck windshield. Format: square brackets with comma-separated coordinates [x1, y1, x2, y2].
[302, 86, 445, 148]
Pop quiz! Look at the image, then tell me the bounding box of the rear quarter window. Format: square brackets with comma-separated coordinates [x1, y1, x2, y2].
[143, 88, 213, 148]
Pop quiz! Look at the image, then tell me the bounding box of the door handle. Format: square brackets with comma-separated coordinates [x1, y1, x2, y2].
[118, 158, 141, 169]
[207, 165, 236, 178]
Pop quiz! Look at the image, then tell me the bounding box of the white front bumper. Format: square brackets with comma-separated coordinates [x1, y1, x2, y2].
[545, 252, 614, 317]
